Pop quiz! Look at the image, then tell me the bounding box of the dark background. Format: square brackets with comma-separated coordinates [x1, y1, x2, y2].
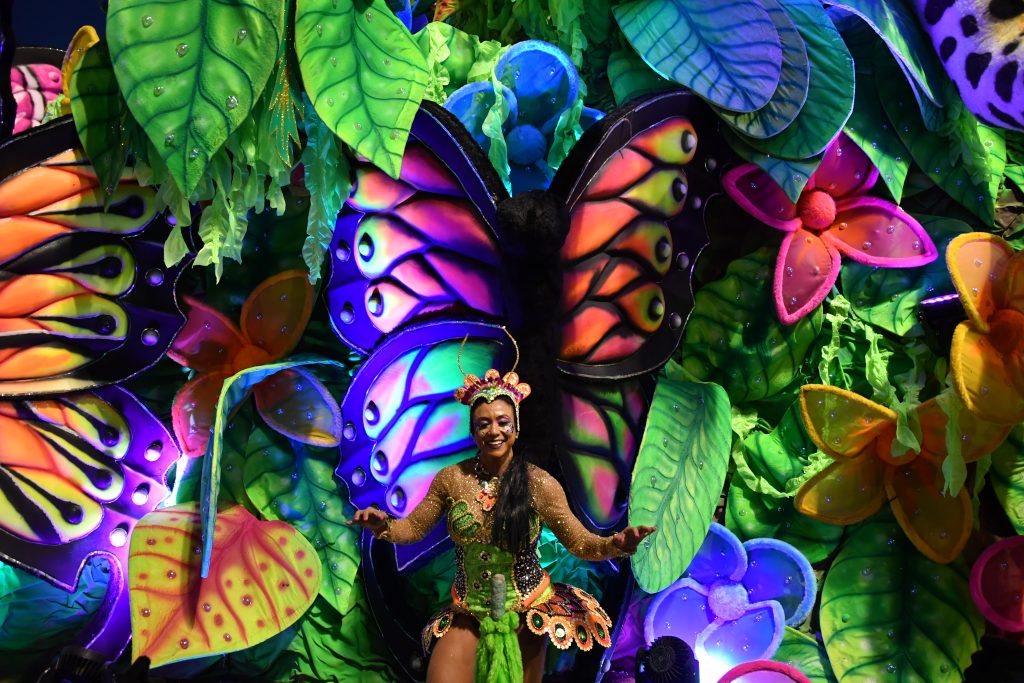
[14, 0, 106, 49]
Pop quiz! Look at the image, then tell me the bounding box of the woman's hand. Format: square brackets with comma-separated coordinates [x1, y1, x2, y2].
[611, 526, 657, 555]
[347, 507, 390, 533]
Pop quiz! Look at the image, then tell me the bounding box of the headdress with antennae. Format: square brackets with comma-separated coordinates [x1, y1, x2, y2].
[454, 327, 532, 427]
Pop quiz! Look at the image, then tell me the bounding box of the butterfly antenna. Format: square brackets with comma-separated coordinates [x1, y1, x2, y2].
[457, 334, 469, 376]
[502, 326, 520, 374]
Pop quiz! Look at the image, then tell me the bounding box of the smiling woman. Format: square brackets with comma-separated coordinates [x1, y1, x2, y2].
[349, 341, 655, 683]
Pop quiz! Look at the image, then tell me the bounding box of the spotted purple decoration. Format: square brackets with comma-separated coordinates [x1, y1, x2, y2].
[641, 523, 815, 682]
[0, 386, 178, 658]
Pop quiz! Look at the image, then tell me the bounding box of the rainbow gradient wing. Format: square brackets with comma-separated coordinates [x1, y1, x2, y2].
[326, 104, 514, 353]
[550, 90, 720, 378]
[337, 321, 511, 567]
[547, 91, 723, 529]
[0, 120, 186, 396]
[0, 385, 179, 657]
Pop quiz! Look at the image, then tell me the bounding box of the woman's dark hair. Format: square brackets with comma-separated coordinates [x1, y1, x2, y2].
[471, 396, 533, 554]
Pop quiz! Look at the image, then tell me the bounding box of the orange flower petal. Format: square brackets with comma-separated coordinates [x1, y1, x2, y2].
[886, 458, 971, 564]
[171, 372, 229, 457]
[997, 251, 1024, 314]
[254, 369, 342, 447]
[950, 323, 1024, 424]
[168, 297, 245, 373]
[946, 233, 1013, 332]
[800, 385, 895, 459]
[916, 397, 1012, 464]
[241, 271, 314, 361]
[794, 455, 887, 524]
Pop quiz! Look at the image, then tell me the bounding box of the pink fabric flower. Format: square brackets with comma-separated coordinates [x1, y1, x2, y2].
[723, 134, 938, 324]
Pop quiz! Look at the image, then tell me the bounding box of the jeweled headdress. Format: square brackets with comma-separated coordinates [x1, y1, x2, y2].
[454, 328, 531, 426]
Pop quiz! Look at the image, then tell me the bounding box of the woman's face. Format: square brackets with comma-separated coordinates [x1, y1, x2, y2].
[470, 399, 518, 461]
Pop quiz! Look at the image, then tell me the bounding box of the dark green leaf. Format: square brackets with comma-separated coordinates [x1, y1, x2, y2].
[607, 47, 673, 107]
[990, 426, 1024, 534]
[613, 0, 783, 113]
[68, 40, 128, 197]
[295, 0, 428, 178]
[629, 375, 731, 593]
[747, 0, 854, 159]
[821, 511, 983, 682]
[107, 0, 284, 195]
[726, 475, 842, 563]
[828, 0, 946, 107]
[302, 105, 351, 283]
[844, 72, 911, 202]
[734, 400, 819, 496]
[715, 0, 809, 139]
[244, 433, 361, 615]
[879, 45, 1003, 225]
[841, 216, 969, 336]
[679, 248, 823, 403]
[774, 627, 838, 683]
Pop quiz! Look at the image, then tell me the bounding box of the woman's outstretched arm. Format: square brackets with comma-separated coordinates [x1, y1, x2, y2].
[531, 468, 655, 561]
[349, 468, 449, 544]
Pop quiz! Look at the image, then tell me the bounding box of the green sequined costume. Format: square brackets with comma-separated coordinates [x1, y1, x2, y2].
[375, 459, 623, 653]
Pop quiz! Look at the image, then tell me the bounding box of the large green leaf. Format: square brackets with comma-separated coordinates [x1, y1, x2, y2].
[607, 47, 673, 107]
[715, 0, 809, 139]
[774, 627, 838, 683]
[176, 406, 261, 513]
[841, 216, 968, 336]
[878, 46, 1003, 225]
[68, 40, 128, 197]
[829, 0, 946, 107]
[613, 0, 782, 113]
[629, 374, 731, 593]
[244, 433, 360, 615]
[821, 512, 983, 682]
[748, 0, 854, 159]
[107, 0, 284, 195]
[726, 472, 842, 563]
[991, 426, 1024, 534]
[844, 72, 911, 202]
[679, 248, 823, 403]
[733, 400, 821, 497]
[295, 0, 428, 179]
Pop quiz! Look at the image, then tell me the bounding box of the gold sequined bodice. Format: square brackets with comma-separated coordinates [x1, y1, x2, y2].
[377, 458, 623, 613]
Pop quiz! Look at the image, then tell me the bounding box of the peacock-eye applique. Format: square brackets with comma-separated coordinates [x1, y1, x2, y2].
[722, 133, 938, 325]
[169, 270, 342, 457]
[795, 384, 1010, 563]
[946, 232, 1024, 424]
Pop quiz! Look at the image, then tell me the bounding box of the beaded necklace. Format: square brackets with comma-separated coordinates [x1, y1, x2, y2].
[474, 456, 501, 511]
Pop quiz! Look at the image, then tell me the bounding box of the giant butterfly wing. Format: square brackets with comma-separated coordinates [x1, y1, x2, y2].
[0, 118, 187, 396]
[0, 385, 179, 656]
[550, 90, 723, 378]
[548, 91, 728, 530]
[337, 320, 513, 569]
[326, 104, 517, 353]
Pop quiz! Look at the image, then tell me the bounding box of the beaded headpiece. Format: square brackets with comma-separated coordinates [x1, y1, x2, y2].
[454, 328, 531, 427]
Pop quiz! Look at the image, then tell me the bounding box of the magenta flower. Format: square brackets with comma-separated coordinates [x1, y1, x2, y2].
[723, 135, 938, 324]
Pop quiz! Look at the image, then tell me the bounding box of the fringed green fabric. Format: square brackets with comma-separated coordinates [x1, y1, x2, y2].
[474, 611, 522, 683]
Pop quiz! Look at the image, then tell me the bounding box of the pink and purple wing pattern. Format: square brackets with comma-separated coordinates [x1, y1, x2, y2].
[326, 104, 515, 353]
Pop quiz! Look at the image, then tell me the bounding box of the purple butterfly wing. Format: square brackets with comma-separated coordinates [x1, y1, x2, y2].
[0, 385, 179, 657]
[326, 103, 515, 353]
[337, 321, 511, 568]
